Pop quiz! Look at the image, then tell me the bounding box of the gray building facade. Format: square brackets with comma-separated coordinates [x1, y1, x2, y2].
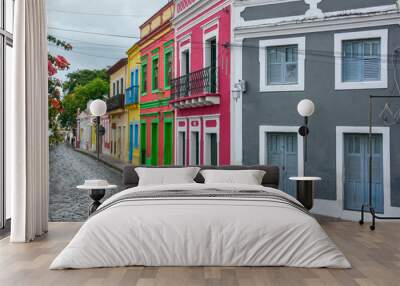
[231, 0, 400, 219]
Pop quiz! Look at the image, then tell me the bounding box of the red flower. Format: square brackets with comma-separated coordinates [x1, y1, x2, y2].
[51, 98, 61, 109]
[48, 60, 57, 76]
[55, 55, 70, 70]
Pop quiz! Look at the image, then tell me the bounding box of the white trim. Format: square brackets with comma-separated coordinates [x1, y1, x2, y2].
[174, 0, 231, 36]
[201, 17, 220, 31]
[334, 126, 399, 219]
[176, 118, 188, 166]
[230, 38, 244, 164]
[203, 116, 220, 165]
[235, 4, 398, 32]
[259, 37, 305, 92]
[203, 21, 219, 92]
[259, 125, 304, 177]
[334, 29, 388, 90]
[189, 117, 201, 165]
[234, 8, 400, 40]
[233, 0, 300, 7]
[179, 42, 191, 77]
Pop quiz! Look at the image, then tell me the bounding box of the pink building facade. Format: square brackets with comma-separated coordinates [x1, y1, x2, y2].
[172, 0, 231, 166]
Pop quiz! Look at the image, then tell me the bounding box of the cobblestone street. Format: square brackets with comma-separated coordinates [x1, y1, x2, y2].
[49, 144, 124, 222]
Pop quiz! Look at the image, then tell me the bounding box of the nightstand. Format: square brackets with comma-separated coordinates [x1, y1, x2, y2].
[289, 177, 321, 210]
[77, 180, 117, 215]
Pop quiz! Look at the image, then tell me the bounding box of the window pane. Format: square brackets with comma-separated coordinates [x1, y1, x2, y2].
[372, 41, 380, 56]
[268, 63, 283, 84]
[5, 0, 14, 33]
[342, 39, 381, 82]
[153, 58, 159, 90]
[364, 58, 380, 81]
[285, 63, 298, 83]
[267, 45, 298, 85]
[5, 44, 13, 220]
[343, 58, 362, 82]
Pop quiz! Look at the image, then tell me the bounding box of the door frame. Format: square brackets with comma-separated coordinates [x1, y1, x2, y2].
[203, 115, 220, 166]
[163, 117, 174, 165]
[175, 117, 187, 165]
[151, 119, 159, 166]
[189, 117, 201, 165]
[336, 126, 392, 218]
[259, 125, 304, 177]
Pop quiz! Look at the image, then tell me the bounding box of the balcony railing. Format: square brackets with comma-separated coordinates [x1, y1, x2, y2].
[106, 93, 125, 112]
[171, 66, 217, 100]
[125, 86, 139, 106]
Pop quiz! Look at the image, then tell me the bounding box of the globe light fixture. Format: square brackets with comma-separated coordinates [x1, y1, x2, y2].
[297, 99, 315, 117]
[90, 99, 107, 160]
[90, 99, 107, 117]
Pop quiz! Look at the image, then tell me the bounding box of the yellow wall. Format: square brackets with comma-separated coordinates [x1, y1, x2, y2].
[108, 61, 129, 162]
[126, 43, 141, 165]
[109, 65, 127, 98]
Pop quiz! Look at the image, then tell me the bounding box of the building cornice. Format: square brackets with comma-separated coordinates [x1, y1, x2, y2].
[234, 8, 400, 40]
[173, 0, 231, 32]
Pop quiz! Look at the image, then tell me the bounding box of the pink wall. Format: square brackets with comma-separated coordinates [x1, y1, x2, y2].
[174, 1, 231, 165]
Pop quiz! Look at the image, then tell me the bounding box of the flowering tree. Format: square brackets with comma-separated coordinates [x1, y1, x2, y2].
[47, 35, 72, 145]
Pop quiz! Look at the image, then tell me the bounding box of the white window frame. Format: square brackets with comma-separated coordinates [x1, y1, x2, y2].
[202, 18, 219, 92]
[334, 29, 388, 90]
[259, 125, 304, 177]
[189, 117, 201, 165]
[203, 115, 220, 166]
[179, 41, 191, 77]
[259, 37, 306, 92]
[175, 118, 187, 166]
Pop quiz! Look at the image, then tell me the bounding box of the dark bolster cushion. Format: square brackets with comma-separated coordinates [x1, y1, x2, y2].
[123, 165, 280, 189]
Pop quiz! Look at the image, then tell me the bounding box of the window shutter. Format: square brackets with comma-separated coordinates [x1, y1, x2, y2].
[342, 39, 381, 82]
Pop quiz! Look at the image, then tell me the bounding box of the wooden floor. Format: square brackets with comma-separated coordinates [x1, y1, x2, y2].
[0, 221, 399, 286]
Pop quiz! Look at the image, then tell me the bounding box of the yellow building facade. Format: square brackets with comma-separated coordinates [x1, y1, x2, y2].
[125, 43, 141, 165]
[106, 58, 129, 163]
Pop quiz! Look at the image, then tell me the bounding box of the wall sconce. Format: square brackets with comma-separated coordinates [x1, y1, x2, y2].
[232, 80, 246, 102]
[297, 99, 315, 163]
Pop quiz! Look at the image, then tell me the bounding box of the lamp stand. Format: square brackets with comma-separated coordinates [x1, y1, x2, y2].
[96, 116, 100, 161]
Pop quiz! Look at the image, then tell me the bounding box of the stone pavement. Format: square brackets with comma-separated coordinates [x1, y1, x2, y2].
[74, 148, 126, 171]
[49, 144, 125, 222]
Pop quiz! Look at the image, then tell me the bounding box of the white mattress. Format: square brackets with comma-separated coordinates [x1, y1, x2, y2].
[50, 183, 351, 269]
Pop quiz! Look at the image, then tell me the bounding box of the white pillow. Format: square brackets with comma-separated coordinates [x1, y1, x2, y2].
[200, 169, 266, 185]
[135, 167, 200, 186]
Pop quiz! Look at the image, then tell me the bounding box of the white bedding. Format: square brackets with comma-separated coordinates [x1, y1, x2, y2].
[50, 183, 351, 269]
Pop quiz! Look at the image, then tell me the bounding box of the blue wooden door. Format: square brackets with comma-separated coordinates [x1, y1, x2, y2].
[267, 133, 298, 197]
[135, 68, 139, 93]
[129, 124, 134, 162]
[344, 134, 383, 213]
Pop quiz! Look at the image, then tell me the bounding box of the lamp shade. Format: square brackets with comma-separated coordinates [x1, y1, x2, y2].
[297, 99, 315, 117]
[90, 99, 107, 117]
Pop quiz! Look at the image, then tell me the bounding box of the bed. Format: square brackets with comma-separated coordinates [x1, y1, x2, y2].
[50, 166, 350, 269]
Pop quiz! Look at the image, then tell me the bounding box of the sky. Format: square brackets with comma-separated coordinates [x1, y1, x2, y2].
[47, 0, 170, 81]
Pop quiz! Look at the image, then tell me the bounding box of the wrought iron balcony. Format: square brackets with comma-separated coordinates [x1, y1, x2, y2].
[170, 66, 220, 109]
[106, 93, 125, 112]
[171, 66, 217, 100]
[125, 86, 139, 106]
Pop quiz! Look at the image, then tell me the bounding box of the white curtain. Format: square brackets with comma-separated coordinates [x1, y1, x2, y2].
[8, 0, 49, 242]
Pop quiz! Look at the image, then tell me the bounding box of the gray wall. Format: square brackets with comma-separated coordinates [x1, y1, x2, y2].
[240, 0, 396, 21]
[241, 25, 400, 206]
[241, 1, 307, 21]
